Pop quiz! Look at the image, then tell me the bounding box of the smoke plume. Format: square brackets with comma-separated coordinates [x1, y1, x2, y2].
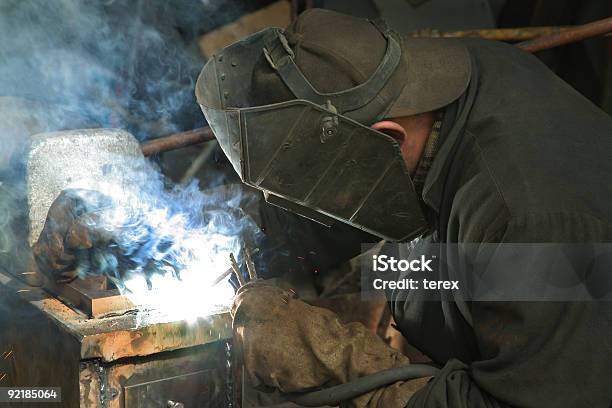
[0, 0, 268, 318]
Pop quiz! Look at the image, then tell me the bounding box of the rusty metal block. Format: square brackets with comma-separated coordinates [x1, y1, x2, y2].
[0, 269, 236, 407]
[46, 276, 134, 318]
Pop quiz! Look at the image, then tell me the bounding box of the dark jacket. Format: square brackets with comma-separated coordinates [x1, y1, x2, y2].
[392, 39, 612, 408]
[249, 38, 612, 407]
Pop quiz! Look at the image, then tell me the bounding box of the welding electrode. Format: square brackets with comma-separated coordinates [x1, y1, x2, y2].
[244, 246, 258, 281]
[229, 253, 247, 287]
[211, 266, 233, 286]
[212, 248, 259, 287]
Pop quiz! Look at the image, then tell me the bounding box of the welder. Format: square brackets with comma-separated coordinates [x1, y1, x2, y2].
[196, 9, 612, 407]
[34, 8, 612, 408]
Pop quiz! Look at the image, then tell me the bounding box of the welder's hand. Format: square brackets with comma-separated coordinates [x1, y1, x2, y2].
[231, 281, 429, 407]
[32, 189, 113, 282]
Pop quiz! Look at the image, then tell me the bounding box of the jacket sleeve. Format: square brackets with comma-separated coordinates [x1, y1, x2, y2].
[407, 212, 612, 408]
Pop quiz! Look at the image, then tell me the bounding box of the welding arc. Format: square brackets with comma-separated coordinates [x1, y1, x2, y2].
[284, 364, 440, 407]
[138, 16, 612, 156]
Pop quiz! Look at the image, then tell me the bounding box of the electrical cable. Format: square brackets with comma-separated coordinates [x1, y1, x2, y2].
[283, 364, 440, 407]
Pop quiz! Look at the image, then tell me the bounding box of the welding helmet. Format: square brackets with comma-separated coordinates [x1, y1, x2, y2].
[196, 9, 470, 241]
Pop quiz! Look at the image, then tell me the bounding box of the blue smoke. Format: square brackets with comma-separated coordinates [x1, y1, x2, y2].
[0, 0, 206, 139]
[0, 0, 270, 316]
[69, 158, 263, 317]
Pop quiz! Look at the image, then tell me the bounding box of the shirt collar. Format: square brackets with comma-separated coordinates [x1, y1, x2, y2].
[411, 111, 443, 197]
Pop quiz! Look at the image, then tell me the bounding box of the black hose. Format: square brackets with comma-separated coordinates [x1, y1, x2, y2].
[283, 364, 439, 407]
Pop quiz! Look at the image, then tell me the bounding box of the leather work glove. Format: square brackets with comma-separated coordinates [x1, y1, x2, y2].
[231, 281, 430, 407]
[32, 189, 113, 282]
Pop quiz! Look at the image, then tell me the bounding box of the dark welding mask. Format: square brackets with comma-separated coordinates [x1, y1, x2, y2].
[195, 13, 471, 241]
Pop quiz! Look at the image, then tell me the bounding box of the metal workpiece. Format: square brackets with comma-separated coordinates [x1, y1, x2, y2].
[0, 270, 234, 407]
[27, 128, 145, 246]
[45, 276, 134, 319]
[0, 270, 232, 361]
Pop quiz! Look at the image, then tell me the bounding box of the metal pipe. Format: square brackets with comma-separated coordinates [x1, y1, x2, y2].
[140, 127, 215, 156]
[410, 26, 612, 42]
[517, 16, 612, 53]
[139, 17, 612, 156]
